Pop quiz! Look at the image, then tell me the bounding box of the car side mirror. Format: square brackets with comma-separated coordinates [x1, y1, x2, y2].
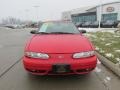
[79, 30, 86, 33]
[30, 30, 37, 34]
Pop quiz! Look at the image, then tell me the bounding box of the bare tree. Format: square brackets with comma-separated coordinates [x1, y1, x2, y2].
[1, 17, 23, 25]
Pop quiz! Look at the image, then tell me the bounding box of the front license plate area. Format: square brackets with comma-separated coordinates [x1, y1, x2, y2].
[52, 64, 70, 73]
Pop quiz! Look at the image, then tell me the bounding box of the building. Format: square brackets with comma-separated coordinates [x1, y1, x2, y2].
[62, 1, 120, 24]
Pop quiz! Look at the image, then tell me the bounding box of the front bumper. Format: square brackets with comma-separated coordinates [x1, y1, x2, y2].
[23, 56, 97, 75]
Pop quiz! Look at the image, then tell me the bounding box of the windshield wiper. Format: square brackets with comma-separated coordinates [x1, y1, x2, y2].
[36, 32, 75, 34]
[36, 32, 51, 34]
[49, 32, 75, 34]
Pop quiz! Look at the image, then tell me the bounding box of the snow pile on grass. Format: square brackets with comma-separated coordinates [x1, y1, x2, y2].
[105, 43, 112, 46]
[116, 58, 120, 62]
[95, 47, 100, 50]
[100, 38, 105, 41]
[114, 36, 120, 38]
[78, 28, 98, 32]
[85, 31, 120, 64]
[105, 53, 114, 58]
[115, 50, 120, 53]
[87, 34, 97, 38]
[99, 49, 105, 53]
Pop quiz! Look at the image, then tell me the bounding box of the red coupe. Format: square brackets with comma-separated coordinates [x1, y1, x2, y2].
[23, 21, 97, 75]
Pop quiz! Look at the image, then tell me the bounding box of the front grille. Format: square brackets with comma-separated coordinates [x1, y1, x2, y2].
[48, 70, 73, 74]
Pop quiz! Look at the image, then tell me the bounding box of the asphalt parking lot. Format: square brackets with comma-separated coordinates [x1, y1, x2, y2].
[0, 27, 120, 90]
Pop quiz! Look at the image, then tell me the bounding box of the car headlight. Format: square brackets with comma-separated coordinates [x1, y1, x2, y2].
[25, 52, 49, 59]
[73, 51, 95, 59]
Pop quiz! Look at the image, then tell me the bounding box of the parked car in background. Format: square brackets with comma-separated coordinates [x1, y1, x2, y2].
[75, 22, 83, 28]
[82, 21, 92, 28]
[5, 25, 15, 29]
[101, 20, 115, 28]
[89, 21, 99, 28]
[25, 22, 40, 28]
[114, 21, 120, 28]
[5, 24, 24, 29]
[23, 21, 97, 75]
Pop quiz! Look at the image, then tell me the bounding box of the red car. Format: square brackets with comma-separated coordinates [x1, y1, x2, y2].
[23, 21, 97, 75]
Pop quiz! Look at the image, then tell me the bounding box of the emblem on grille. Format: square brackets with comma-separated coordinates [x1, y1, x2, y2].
[58, 55, 64, 59]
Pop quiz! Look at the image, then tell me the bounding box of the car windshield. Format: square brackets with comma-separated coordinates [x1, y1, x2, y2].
[38, 22, 80, 34]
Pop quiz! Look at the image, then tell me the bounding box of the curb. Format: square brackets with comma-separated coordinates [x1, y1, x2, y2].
[96, 52, 120, 77]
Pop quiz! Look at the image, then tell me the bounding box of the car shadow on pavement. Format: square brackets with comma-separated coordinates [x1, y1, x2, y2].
[27, 72, 92, 82]
[24, 73, 95, 90]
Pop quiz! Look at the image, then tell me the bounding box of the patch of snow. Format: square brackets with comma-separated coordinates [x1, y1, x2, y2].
[114, 36, 120, 38]
[101, 30, 115, 33]
[95, 67, 101, 73]
[84, 34, 91, 37]
[86, 34, 97, 38]
[105, 53, 114, 58]
[97, 59, 101, 65]
[111, 41, 116, 43]
[99, 49, 105, 53]
[95, 47, 100, 50]
[104, 79, 108, 83]
[78, 28, 99, 32]
[78, 28, 116, 33]
[104, 77, 111, 83]
[105, 43, 112, 46]
[86, 34, 97, 39]
[106, 77, 111, 81]
[100, 38, 105, 41]
[116, 58, 120, 62]
[115, 50, 120, 53]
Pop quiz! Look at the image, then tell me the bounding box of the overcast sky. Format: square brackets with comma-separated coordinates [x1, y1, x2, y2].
[0, 0, 119, 21]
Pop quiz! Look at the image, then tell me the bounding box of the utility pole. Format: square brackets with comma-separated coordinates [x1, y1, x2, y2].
[33, 6, 40, 21]
[98, 0, 102, 29]
[25, 9, 30, 21]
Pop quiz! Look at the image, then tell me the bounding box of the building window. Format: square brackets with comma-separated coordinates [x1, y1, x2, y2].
[102, 13, 118, 21]
[71, 13, 97, 23]
[72, 16, 79, 23]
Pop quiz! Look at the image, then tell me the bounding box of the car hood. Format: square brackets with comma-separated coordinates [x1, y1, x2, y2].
[27, 34, 93, 53]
